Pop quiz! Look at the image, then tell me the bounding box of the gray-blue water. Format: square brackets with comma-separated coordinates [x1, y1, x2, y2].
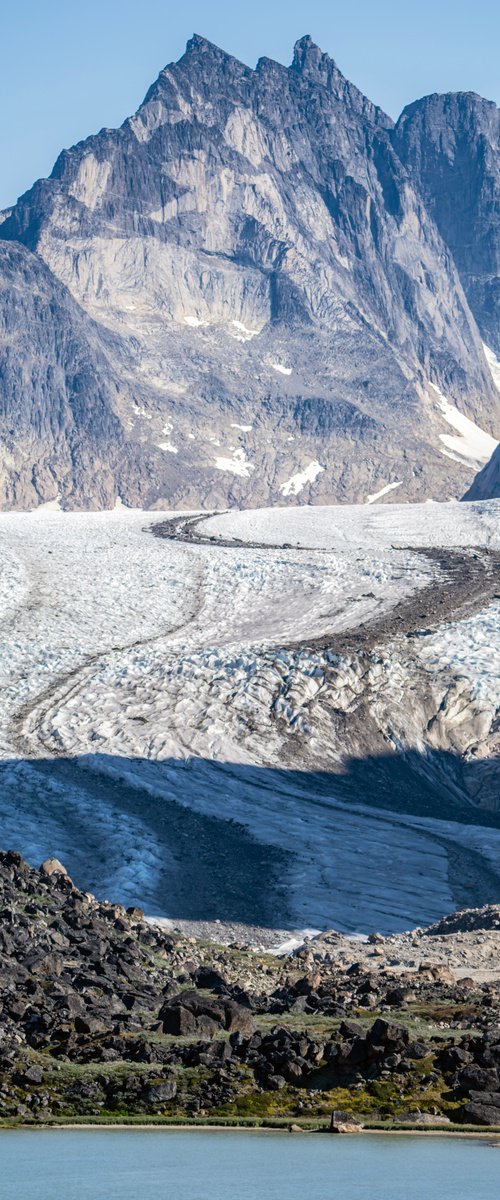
[1, 1130, 499, 1199]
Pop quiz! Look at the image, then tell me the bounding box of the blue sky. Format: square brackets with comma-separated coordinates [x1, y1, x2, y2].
[1, 0, 499, 210]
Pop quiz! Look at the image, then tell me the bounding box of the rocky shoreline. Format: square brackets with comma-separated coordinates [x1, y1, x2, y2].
[2, 851, 500, 1129]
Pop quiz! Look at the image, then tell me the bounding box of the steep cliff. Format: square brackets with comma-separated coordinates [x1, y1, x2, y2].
[394, 91, 500, 356]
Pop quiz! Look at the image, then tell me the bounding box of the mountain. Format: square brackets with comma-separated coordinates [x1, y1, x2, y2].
[393, 91, 500, 357]
[0, 35, 499, 510]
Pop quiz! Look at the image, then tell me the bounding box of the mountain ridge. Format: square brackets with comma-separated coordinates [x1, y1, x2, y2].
[0, 34, 499, 510]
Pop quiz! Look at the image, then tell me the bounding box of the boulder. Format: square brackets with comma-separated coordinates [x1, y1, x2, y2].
[192, 966, 228, 993]
[142, 1079, 177, 1105]
[461, 1100, 500, 1126]
[159, 991, 253, 1038]
[126, 907, 145, 921]
[40, 859, 70, 879]
[367, 1019, 409, 1051]
[456, 1065, 499, 1095]
[329, 1109, 362, 1133]
[436, 1046, 472, 1073]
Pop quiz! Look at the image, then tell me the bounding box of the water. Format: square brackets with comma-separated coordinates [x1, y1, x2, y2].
[1, 1130, 499, 1199]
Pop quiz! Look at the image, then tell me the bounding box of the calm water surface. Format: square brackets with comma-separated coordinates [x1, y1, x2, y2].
[1, 1130, 499, 1199]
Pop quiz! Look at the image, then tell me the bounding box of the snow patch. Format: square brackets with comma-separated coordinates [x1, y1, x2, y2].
[279, 461, 324, 497]
[366, 481, 403, 505]
[270, 362, 292, 376]
[157, 442, 179, 454]
[229, 320, 261, 342]
[483, 342, 500, 393]
[214, 449, 254, 478]
[431, 382, 498, 468]
[184, 315, 204, 328]
[231, 423, 253, 432]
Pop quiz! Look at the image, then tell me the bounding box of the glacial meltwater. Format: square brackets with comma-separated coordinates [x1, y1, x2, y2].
[1, 1130, 500, 1199]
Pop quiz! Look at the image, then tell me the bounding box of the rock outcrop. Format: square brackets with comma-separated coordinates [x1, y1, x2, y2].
[2, 849, 500, 1126]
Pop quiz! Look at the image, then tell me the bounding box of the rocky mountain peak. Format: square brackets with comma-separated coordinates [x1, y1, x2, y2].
[184, 33, 226, 57]
[292, 34, 326, 72]
[290, 33, 393, 128]
[0, 36, 498, 510]
[180, 32, 249, 72]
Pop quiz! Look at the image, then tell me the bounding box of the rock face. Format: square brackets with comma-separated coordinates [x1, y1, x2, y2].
[394, 92, 500, 356]
[0, 35, 499, 509]
[464, 444, 500, 499]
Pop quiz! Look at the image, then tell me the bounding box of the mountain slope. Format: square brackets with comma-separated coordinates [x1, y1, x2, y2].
[465, 444, 500, 499]
[1, 36, 499, 509]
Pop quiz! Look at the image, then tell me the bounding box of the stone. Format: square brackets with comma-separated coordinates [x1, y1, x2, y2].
[40, 859, 70, 879]
[329, 1110, 362, 1133]
[456, 1065, 499, 1095]
[126, 907, 145, 923]
[461, 1101, 500, 1127]
[142, 1079, 177, 1105]
[266, 1075, 286, 1091]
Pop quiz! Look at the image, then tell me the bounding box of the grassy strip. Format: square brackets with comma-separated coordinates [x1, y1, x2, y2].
[2, 1115, 500, 1135]
[1, 1115, 325, 1130]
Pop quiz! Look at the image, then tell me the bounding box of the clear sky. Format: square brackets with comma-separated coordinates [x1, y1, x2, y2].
[1, 0, 499, 210]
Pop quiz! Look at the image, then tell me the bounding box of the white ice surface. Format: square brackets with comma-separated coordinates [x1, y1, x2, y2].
[202, 499, 500, 550]
[0, 501, 499, 933]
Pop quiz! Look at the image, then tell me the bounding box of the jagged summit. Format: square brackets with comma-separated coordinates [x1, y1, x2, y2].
[180, 32, 251, 70]
[292, 34, 327, 69]
[185, 32, 224, 55]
